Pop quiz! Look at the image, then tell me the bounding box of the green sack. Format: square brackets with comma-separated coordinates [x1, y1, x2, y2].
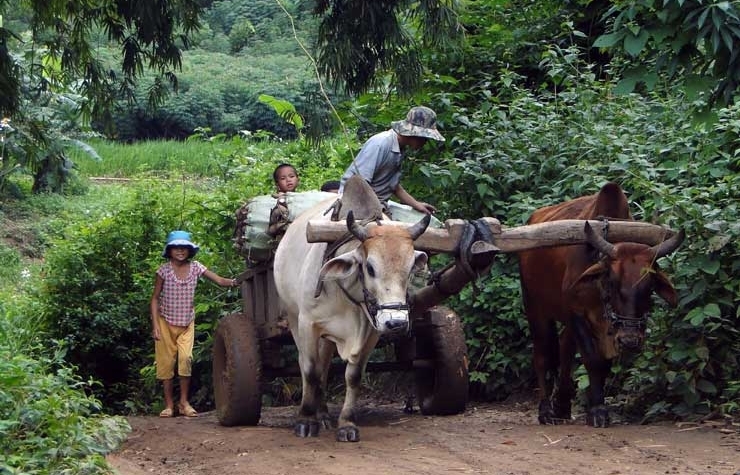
[235, 191, 336, 262]
[386, 200, 443, 228]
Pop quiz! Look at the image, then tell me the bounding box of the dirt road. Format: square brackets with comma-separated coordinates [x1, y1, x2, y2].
[108, 398, 740, 475]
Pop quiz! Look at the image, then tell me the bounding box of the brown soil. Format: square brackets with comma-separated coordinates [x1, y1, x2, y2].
[108, 398, 740, 475]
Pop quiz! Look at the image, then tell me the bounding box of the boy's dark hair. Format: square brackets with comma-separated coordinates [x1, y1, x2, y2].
[321, 180, 340, 192]
[273, 163, 297, 183]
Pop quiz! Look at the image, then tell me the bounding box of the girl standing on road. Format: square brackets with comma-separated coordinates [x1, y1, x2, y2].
[150, 230, 239, 418]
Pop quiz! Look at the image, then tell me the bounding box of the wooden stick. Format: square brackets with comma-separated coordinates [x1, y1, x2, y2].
[306, 218, 677, 254]
[495, 219, 677, 253]
[307, 218, 501, 253]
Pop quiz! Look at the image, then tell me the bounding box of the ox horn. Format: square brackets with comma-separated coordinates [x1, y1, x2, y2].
[407, 214, 431, 241]
[649, 228, 685, 259]
[584, 221, 617, 258]
[346, 210, 368, 242]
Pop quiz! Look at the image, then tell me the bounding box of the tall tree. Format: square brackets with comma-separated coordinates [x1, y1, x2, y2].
[0, 0, 203, 193]
[594, 0, 740, 106]
[310, 0, 464, 96]
[0, 0, 202, 121]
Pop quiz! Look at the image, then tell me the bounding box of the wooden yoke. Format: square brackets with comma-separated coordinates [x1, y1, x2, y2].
[307, 217, 680, 316]
[306, 218, 675, 318]
[307, 217, 499, 253]
[306, 218, 678, 253]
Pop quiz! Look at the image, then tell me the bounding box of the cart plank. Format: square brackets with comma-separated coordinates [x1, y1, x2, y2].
[306, 218, 677, 253]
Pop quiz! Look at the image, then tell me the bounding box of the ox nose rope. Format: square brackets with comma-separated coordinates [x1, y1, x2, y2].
[598, 268, 645, 329]
[602, 299, 647, 331]
[594, 217, 648, 331]
[332, 264, 412, 333]
[597, 265, 647, 333]
[362, 289, 410, 331]
[358, 267, 411, 332]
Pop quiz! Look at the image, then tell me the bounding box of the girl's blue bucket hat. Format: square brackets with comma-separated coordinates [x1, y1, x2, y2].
[162, 230, 200, 257]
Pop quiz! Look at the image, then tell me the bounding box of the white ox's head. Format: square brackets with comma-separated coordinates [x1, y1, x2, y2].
[318, 211, 430, 335]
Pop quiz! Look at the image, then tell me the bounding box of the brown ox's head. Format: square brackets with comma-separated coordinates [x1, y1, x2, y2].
[566, 222, 685, 357]
[319, 211, 430, 335]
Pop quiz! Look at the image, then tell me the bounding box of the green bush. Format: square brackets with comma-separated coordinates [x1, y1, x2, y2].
[454, 257, 532, 401]
[0, 299, 129, 474]
[39, 189, 164, 412]
[0, 349, 130, 474]
[0, 242, 21, 283]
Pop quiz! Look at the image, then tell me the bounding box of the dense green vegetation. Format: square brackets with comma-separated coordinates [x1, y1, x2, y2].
[6, 68, 739, 423]
[0, 193, 132, 474]
[1, 0, 740, 472]
[5, 0, 740, 193]
[0, 310, 130, 473]
[0, 137, 350, 472]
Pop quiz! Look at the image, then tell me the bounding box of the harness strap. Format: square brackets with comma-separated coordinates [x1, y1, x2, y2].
[324, 198, 342, 221]
[428, 261, 458, 297]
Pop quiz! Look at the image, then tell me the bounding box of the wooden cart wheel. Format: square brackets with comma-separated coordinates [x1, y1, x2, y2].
[213, 312, 262, 426]
[414, 306, 469, 415]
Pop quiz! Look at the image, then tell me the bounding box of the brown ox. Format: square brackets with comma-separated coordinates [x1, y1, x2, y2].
[518, 183, 684, 427]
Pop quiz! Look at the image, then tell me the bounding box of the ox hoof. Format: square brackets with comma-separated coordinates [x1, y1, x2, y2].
[587, 405, 610, 428]
[294, 420, 320, 437]
[537, 401, 570, 426]
[538, 415, 567, 425]
[336, 426, 360, 442]
[552, 401, 572, 421]
[537, 400, 559, 425]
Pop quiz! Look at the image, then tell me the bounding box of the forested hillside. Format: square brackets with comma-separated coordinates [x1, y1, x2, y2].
[2, 0, 322, 141]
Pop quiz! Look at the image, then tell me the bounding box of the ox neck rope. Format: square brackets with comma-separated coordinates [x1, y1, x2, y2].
[336, 264, 412, 332]
[595, 217, 647, 332]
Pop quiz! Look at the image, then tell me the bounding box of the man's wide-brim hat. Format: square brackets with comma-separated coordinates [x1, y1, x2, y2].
[162, 230, 200, 257]
[391, 106, 445, 142]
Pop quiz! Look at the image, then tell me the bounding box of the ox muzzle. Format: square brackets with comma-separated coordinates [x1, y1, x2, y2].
[604, 302, 646, 351]
[363, 287, 412, 335]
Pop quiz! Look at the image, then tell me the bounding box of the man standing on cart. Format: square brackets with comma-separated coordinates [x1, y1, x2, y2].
[338, 106, 445, 219]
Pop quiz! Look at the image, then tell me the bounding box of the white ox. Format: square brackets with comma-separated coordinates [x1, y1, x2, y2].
[273, 192, 430, 442]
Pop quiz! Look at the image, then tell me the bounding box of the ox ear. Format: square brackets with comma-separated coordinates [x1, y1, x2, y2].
[318, 250, 360, 282]
[412, 250, 428, 273]
[564, 261, 607, 292]
[654, 270, 678, 307]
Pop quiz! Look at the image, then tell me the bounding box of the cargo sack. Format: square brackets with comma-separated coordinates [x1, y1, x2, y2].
[385, 200, 443, 228]
[234, 191, 336, 263]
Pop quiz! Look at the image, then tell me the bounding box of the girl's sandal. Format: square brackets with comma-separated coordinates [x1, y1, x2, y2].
[178, 403, 198, 418]
[159, 407, 174, 418]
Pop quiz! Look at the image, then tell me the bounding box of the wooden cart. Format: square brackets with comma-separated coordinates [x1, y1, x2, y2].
[212, 216, 676, 426]
[212, 262, 468, 426]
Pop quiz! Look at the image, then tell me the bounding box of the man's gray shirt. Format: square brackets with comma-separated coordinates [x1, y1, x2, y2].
[339, 129, 401, 201]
